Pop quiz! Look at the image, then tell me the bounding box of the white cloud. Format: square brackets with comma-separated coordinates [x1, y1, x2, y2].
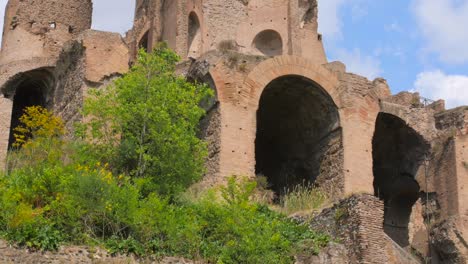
[317, 0, 346, 39]
[317, 0, 371, 39]
[334, 48, 382, 79]
[414, 70, 468, 108]
[413, 0, 468, 64]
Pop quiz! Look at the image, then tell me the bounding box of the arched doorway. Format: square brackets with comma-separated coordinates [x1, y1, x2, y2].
[7, 70, 54, 149]
[372, 113, 430, 247]
[252, 30, 283, 57]
[188, 12, 202, 58]
[138, 30, 150, 52]
[255, 75, 341, 196]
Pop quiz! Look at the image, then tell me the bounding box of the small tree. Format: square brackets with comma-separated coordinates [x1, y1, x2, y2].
[82, 44, 213, 196]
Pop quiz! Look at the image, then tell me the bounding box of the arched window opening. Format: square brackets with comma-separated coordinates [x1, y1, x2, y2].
[188, 12, 202, 58]
[138, 30, 150, 52]
[7, 71, 53, 149]
[252, 30, 283, 57]
[255, 75, 341, 198]
[372, 113, 430, 247]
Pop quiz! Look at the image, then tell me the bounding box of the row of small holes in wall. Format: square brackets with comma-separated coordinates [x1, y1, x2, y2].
[249, 17, 287, 26]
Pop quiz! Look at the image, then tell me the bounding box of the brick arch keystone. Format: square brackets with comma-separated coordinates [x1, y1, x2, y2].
[242, 55, 341, 110]
[378, 101, 434, 143]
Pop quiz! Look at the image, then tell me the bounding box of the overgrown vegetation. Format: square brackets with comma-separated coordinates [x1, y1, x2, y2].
[0, 45, 329, 263]
[278, 184, 328, 215]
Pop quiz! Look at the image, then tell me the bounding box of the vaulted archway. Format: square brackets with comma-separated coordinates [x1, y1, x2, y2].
[372, 113, 430, 247]
[138, 30, 150, 52]
[5, 70, 54, 149]
[188, 12, 202, 58]
[255, 75, 342, 196]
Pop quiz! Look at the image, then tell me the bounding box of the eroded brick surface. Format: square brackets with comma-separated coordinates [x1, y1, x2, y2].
[0, 1, 466, 263]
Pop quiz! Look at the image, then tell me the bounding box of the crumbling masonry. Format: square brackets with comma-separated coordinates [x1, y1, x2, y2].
[0, 0, 466, 263]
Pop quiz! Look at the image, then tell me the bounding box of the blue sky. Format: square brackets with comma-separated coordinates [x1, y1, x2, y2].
[319, 0, 468, 108]
[0, 0, 467, 108]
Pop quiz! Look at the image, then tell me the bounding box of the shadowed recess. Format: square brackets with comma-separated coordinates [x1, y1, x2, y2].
[252, 30, 283, 57]
[6, 70, 54, 149]
[138, 30, 150, 52]
[188, 12, 202, 58]
[372, 113, 430, 247]
[255, 75, 341, 196]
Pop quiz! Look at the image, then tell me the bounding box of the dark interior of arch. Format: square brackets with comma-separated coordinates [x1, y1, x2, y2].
[7, 73, 52, 149]
[188, 12, 201, 57]
[255, 75, 341, 196]
[138, 30, 150, 52]
[252, 30, 283, 57]
[372, 113, 430, 248]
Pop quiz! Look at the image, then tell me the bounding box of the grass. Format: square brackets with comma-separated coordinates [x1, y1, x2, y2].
[277, 184, 328, 216]
[334, 208, 348, 222]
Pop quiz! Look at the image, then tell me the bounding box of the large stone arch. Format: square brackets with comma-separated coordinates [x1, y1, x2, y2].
[372, 112, 431, 247]
[243, 56, 341, 109]
[0, 68, 55, 149]
[255, 75, 342, 196]
[379, 100, 435, 143]
[138, 30, 150, 52]
[241, 56, 344, 196]
[185, 61, 225, 184]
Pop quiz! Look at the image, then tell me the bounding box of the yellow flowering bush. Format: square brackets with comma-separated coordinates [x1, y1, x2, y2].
[13, 106, 64, 148]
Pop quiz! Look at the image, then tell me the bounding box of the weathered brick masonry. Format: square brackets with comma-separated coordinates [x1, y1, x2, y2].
[0, 0, 466, 262]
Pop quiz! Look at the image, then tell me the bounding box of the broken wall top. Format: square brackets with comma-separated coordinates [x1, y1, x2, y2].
[129, 0, 326, 63]
[0, 0, 92, 65]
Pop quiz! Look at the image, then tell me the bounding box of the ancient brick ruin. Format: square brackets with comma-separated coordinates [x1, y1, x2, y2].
[0, 0, 466, 263]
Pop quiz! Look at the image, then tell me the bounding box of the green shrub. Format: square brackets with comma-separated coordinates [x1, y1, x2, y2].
[5, 219, 63, 251]
[106, 236, 145, 256]
[0, 51, 330, 263]
[0, 154, 140, 248]
[81, 44, 213, 197]
[179, 177, 329, 263]
[1, 137, 329, 263]
[127, 177, 329, 262]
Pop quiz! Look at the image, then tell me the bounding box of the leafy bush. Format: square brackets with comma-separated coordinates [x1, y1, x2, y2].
[0, 48, 330, 263]
[12, 105, 64, 149]
[4, 220, 63, 251]
[195, 178, 329, 263]
[130, 177, 330, 263]
[81, 44, 213, 197]
[1, 163, 330, 262]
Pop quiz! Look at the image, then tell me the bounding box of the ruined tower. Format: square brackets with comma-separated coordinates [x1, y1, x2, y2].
[1, 0, 92, 65]
[0, 0, 93, 153]
[128, 0, 327, 63]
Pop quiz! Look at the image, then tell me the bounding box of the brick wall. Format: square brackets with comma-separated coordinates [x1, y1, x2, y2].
[310, 194, 388, 263]
[309, 194, 423, 263]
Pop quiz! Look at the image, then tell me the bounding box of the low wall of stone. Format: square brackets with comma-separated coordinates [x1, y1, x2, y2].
[309, 194, 420, 264]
